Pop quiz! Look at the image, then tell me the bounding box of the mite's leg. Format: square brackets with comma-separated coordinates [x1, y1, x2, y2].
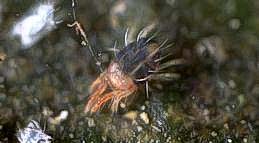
[149, 73, 181, 81]
[90, 90, 121, 113]
[157, 58, 186, 71]
[89, 73, 105, 93]
[145, 81, 149, 98]
[146, 58, 185, 82]
[84, 78, 107, 113]
[111, 86, 137, 113]
[136, 23, 156, 42]
[111, 92, 130, 113]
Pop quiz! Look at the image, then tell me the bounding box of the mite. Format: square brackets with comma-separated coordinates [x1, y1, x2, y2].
[84, 25, 184, 113]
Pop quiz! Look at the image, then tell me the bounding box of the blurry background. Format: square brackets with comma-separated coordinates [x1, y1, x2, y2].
[0, 0, 259, 142]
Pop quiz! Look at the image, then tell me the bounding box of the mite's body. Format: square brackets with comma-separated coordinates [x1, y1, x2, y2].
[84, 27, 183, 113]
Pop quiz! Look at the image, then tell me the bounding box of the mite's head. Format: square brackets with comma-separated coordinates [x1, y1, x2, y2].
[108, 62, 121, 74]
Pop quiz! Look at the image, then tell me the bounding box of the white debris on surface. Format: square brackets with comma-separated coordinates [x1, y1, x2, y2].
[87, 117, 96, 127]
[229, 18, 241, 30]
[59, 110, 69, 120]
[12, 3, 56, 48]
[110, 0, 127, 28]
[195, 36, 227, 64]
[227, 138, 232, 143]
[17, 120, 52, 143]
[139, 112, 149, 124]
[49, 110, 69, 125]
[123, 111, 138, 121]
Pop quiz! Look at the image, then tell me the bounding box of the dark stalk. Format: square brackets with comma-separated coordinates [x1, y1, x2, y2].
[69, 0, 103, 72]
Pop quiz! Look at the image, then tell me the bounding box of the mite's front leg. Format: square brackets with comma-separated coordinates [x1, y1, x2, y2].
[84, 76, 107, 113]
[111, 86, 137, 113]
[90, 90, 121, 113]
[89, 73, 105, 93]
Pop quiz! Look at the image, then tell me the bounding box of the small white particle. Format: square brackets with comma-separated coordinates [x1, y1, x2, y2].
[81, 41, 87, 46]
[228, 80, 236, 88]
[243, 137, 248, 143]
[231, 104, 236, 109]
[69, 133, 74, 138]
[211, 131, 217, 137]
[87, 118, 96, 127]
[140, 105, 146, 110]
[139, 112, 149, 124]
[229, 18, 241, 30]
[49, 110, 69, 125]
[227, 138, 232, 143]
[136, 126, 143, 132]
[59, 110, 69, 120]
[120, 102, 126, 108]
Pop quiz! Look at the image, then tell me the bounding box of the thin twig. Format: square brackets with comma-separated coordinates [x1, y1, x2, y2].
[68, 0, 103, 72]
[71, 0, 77, 21]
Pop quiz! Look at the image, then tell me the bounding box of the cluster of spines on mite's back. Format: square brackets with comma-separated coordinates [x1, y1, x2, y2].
[112, 26, 185, 83]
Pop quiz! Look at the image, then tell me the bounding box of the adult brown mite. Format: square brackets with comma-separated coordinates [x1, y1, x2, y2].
[83, 25, 185, 114]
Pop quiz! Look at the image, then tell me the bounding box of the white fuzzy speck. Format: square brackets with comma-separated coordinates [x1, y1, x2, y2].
[12, 3, 56, 48]
[59, 110, 69, 120]
[87, 118, 96, 127]
[140, 105, 146, 110]
[140, 112, 149, 124]
[227, 138, 232, 143]
[48, 110, 69, 125]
